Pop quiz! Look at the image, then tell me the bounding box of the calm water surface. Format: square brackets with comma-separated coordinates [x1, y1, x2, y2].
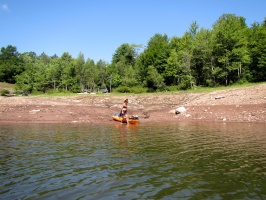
[0, 122, 266, 199]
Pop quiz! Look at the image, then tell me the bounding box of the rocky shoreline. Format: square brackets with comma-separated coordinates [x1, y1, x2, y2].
[0, 84, 266, 125]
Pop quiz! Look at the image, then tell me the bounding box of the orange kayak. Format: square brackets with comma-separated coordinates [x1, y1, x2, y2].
[112, 113, 139, 124]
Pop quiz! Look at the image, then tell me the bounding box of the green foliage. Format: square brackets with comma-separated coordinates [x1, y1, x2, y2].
[205, 79, 215, 87]
[191, 28, 213, 86]
[111, 43, 137, 86]
[135, 34, 170, 86]
[69, 84, 81, 93]
[0, 45, 24, 83]
[235, 77, 248, 84]
[211, 14, 250, 85]
[179, 75, 193, 90]
[248, 21, 266, 82]
[130, 86, 148, 93]
[114, 86, 131, 93]
[31, 90, 44, 95]
[1, 14, 266, 94]
[121, 66, 138, 87]
[146, 65, 166, 91]
[165, 50, 179, 85]
[0, 89, 10, 96]
[165, 85, 179, 91]
[45, 89, 56, 95]
[113, 86, 147, 93]
[112, 43, 136, 66]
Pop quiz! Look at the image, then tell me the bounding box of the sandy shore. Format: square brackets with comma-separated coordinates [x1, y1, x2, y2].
[0, 84, 266, 125]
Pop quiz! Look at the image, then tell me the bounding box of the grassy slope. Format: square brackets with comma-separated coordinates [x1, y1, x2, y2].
[0, 82, 15, 92]
[0, 82, 265, 96]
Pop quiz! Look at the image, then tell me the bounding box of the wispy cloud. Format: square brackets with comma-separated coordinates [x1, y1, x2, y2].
[1, 3, 9, 11]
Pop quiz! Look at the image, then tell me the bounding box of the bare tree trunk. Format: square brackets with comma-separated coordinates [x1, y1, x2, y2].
[225, 75, 228, 86]
[239, 62, 242, 77]
[53, 80, 56, 91]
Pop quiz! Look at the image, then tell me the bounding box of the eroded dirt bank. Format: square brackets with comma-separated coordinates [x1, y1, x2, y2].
[0, 84, 266, 125]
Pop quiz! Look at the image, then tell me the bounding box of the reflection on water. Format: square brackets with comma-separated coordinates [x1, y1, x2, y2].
[0, 122, 266, 199]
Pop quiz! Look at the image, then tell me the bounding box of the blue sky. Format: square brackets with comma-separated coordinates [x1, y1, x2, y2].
[1, 0, 265, 63]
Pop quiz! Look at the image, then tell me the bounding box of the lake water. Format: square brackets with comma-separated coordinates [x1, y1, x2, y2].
[0, 122, 266, 199]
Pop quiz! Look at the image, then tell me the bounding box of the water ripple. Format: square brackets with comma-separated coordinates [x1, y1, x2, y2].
[0, 123, 266, 199]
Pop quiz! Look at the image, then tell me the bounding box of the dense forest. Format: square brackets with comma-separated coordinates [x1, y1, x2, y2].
[1, 14, 266, 94]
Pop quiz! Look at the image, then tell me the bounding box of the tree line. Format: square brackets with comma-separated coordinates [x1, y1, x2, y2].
[0, 14, 265, 94]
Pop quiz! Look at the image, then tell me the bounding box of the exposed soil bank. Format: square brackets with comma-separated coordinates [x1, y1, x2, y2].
[0, 84, 266, 125]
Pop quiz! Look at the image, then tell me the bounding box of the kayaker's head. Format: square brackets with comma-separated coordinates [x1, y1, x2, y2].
[124, 99, 128, 103]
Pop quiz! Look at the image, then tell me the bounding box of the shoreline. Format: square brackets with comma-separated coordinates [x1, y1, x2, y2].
[1, 84, 266, 125]
[0, 101, 265, 125]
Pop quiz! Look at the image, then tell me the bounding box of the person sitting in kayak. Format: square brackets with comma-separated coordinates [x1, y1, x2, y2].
[120, 99, 128, 123]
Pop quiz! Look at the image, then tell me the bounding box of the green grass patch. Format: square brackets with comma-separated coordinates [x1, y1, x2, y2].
[36, 92, 78, 97]
[0, 89, 10, 96]
[113, 86, 148, 94]
[157, 82, 266, 95]
[0, 82, 14, 91]
[187, 82, 264, 93]
[2, 82, 264, 97]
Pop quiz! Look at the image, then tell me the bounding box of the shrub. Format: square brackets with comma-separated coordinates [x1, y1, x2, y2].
[0, 89, 10, 96]
[114, 86, 131, 93]
[179, 80, 191, 90]
[130, 86, 148, 93]
[113, 86, 148, 93]
[165, 86, 179, 92]
[235, 78, 248, 85]
[31, 90, 43, 95]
